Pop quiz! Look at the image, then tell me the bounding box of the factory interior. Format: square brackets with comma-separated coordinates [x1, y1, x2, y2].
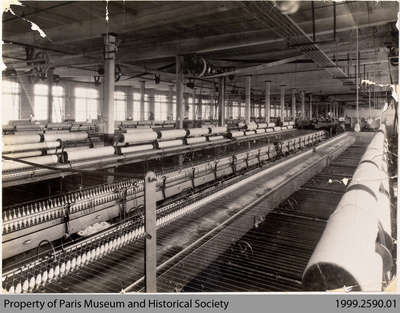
[1, 1, 399, 293]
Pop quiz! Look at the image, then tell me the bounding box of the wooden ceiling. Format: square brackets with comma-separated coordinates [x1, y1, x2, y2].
[2, 1, 398, 101]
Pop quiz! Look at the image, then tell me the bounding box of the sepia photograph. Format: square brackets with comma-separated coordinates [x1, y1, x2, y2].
[1, 0, 398, 295]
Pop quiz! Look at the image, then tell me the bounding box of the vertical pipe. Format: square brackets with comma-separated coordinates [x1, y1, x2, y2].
[218, 77, 225, 126]
[176, 55, 184, 129]
[199, 96, 203, 121]
[280, 85, 285, 121]
[356, 28, 360, 126]
[144, 171, 157, 293]
[301, 90, 305, 119]
[210, 86, 215, 120]
[140, 80, 145, 121]
[309, 93, 313, 119]
[265, 81, 271, 123]
[103, 33, 116, 140]
[245, 76, 251, 124]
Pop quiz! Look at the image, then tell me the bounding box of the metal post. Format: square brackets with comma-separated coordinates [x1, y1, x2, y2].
[192, 88, 196, 121]
[176, 55, 184, 129]
[280, 85, 285, 121]
[309, 93, 313, 119]
[265, 81, 271, 123]
[140, 80, 145, 121]
[103, 33, 116, 141]
[144, 171, 157, 293]
[245, 76, 251, 124]
[219, 77, 225, 126]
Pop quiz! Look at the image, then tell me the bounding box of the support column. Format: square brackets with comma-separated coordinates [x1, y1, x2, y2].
[148, 89, 155, 121]
[301, 90, 305, 119]
[167, 85, 174, 120]
[140, 81, 145, 121]
[280, 85, 286, 121]
[309, 93, 313, 119]
[265, 81, 271, 123]
[291, 88, 296, 121]
[102, 33, 117, 142]
[192, 88, 196, 121]
[245, 76, 251, 124]
[176, 56, 184, 129]
[47, 68, 54, 123]
[126, 86, 133, 119]
[218, 77, 225, 126]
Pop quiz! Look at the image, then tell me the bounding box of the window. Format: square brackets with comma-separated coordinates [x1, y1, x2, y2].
[154, 94, 167, 121]
[114, 91, 126, 121]
[52, 85, 64, 123]
[34, 84, 48, 120]
[2, 80, 20, 125]
[240, 104, 245, 118]
[74, 87, 99, 122]
[172, 96, 176, 120]
[202, 99, 211, 120]
[188, 96, 198, 119]
[133, 92, 149, 120]
[232, 102, 239, 119]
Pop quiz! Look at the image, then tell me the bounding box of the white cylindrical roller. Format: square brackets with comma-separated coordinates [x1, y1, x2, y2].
[255, 129, 266, 134]
[268, 122, 276, 127]
[3, 141, 60, 154]
[266, 128, 274, 133]
[3, 151, 42, 158]
[120, 131, 157, 144]
[282, 121, 289, 126]
[186, 128, 210, 137]
[3, 134, 41, 145]
[185, 137, 207, 145]
[66, 146, 115, 162]
[208, 126, 227, 134]
[303, 189, 383, 291]
[245, 130, 256, 136]
[273, 127, 281, 131]
[156, 139, 184, 149]
[47, 122, 71, 129]
[207, 135, 224, 142]
[229, 131, 245, 138]
[245, 122, 257, 130]
[157, 129, 186, 140]
[120, 144, 154, 154]
[3, 155, 59, 172]
[44, 132, 88, 142]
[257, 123, 268, 129]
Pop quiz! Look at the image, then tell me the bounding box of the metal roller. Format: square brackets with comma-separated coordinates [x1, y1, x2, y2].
[156, 139, 184, 149]
[186, 128, 210, 137]
[282, 121, 289, 126]
[66, 146, 115, 162]
[245, 130, 256, 136]
[2, 141, 60, 154]
[46, 122, 71, 129]
[120, 145, 154, 154]
[208, 126, 227, 134]
[185, 137, 207, 145]
[43, 132, 88, 142]
[3, 151, 42, 158]
[3, 134, 42, 145]
[273, 126, 281, 131]
[126, 127, 152, 132]
[207, 135, 224, 142]
[2, 155, 59, 172]
[257, 123, 268, 129]
[157, 129, 187, 140]
[266, 128, 274, 133]
[120, 131, 157, 144]
[268, 122, 276, 127]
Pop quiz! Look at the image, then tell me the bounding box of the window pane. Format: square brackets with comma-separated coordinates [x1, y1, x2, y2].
[2, 80, 20, 125]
